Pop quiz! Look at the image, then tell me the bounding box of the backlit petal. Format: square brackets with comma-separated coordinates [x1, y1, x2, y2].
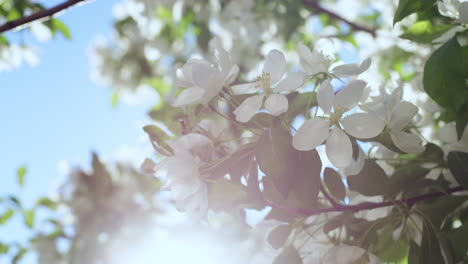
[265, 94, 288, 116]
[292, 117, 330, 151]
[333, 80, 366, 110]
[389, 101, 418, 130]
[341, 113, 385, 139]
[173, 87, 205, 106]
[390, 130, 425, 154]
[317, 80, 334, 114]
[262, 49, 286, 84]
[233, 95, 264, 122]
[275, 72, 305, 92]
[326, 127, 352, 167]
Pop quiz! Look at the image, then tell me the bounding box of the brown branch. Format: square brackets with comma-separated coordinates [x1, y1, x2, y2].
[0, 0, 89, 34]
[301, 0, 377, 37]
[285, 186, 465, 217]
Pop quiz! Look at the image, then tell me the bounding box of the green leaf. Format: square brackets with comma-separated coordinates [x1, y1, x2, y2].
[143, 125, 173, 156]
[417, 195, 467, 228]
[0, 242, 8, 254]
[448, 223, 468, 261]
[267, 224, 292, 249]
[273, 245, 303, 264]
[447, 151, 468, 189]
[256, 128, 297, 197]
[423, 36, 467, 114]
[284, 92, 317, 120]
[35, 197, 57, 210]
[23, 209, 35, 228]
[394, 0, 436, 25]
[323, 168, 346, 201]
[374, 225, 409, 262]
[12, 247, 27, 264]
[347, 160, 390, 196]
[111, 91, 119, 108]
[291, 149, 322, 208]
[17, 165, 27, 188]
[0, 209, 14, 225]
[51, 19, 71, 39]
[455, 102, 468, 140]
[400, 20, 453, 44]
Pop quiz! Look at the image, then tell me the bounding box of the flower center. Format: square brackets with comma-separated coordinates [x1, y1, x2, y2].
[329, 106, 346, 124]
[255, 72, 271, 93]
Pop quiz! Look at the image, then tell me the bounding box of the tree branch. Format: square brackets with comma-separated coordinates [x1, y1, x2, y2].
[291, 186, 465, 217]
[301, 0, 377, 37]
[0, 0, 89, 34]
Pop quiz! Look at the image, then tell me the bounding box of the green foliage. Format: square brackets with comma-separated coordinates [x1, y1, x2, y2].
[23, 209, 34, 228]
[0, 242, 8, 254]
[447, 151, 468, 189]
[400, 20, 453, 44]
[394, 0, 436, 25]
[0, 209, 14, 225]
[424, 35, 468, 138]
[347, 160, 391, 196]
[16, 165, 26, 188]
[323, 168, 346, 201]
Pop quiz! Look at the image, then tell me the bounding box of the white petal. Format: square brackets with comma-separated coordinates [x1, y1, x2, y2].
[173, 87, 205, 106]
[341, 113, 385, 139]
[211, 38, 232, 73]
[326, 127, 353, 167]
[331, 58, 371, 77]
[191, 62, 218, 88]
[342, 148, 365, 176]
[233, 95, 264, 122]
[460, 2, 468, 24]
[333, 80, 366, 110]
[317, 80, 334, 114]
[231, 82, 259, 94]
[297, 43, 317, 74]
[292, 118, 330, 151]
[262, 49, 286, 84]
[225, 64, 239, 84]
[389, 101, 418, 130]
[390, 130, 425, 154]
[265, 94, 288, 116]
[313, 38, 336, 62]
[274, 72, 305, 92]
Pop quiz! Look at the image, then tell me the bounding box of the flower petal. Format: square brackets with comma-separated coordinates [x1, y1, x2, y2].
[173, 87, 205, 106]
[331, 58, 371, 77]
[438, 123, 457, 143]
[292, 118, 330, 151]
[341, 113, 385, 139]
[262, 49, 286, 84]
[389, 101, 418, 130]
[390, 130, 425, 154]
[460, 2, 468, 24]
[275, 72, 305, 92]
[233, 95, 264, 122]
[297, 43, 316, 74]
[317, 80, 334, 114]
[333, 80, 366, 110]
[225, 64, 239, 84]
[265, 94, 288, 116]
[326, 127, 352, 167]
[231, 81, 259, 94]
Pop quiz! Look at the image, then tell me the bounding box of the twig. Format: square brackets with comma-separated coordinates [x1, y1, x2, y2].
[319, 183, 340, 207]
[301, 0, 377, 37]
[291, 186, 465, 217]
[0, 0, 88, 33]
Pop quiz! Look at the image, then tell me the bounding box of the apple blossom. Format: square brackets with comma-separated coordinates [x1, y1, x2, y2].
[293, 79, 385, 167]
[173, 39, 239, 107]
[297, 39, 371, 78]
[232, 49, 305, 122]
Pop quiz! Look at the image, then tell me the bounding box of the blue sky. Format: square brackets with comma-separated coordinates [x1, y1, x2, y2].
[0, 0, 152, 261]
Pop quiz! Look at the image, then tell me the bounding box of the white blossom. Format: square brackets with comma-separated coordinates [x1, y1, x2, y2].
[173, 39, 238, 106]
[293, 80, 385, 167]
[297, 39, 371, 78]
[232, 49, 305, 122]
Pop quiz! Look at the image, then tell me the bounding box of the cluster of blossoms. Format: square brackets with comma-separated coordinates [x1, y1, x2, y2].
[140, 37, 433, 263]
